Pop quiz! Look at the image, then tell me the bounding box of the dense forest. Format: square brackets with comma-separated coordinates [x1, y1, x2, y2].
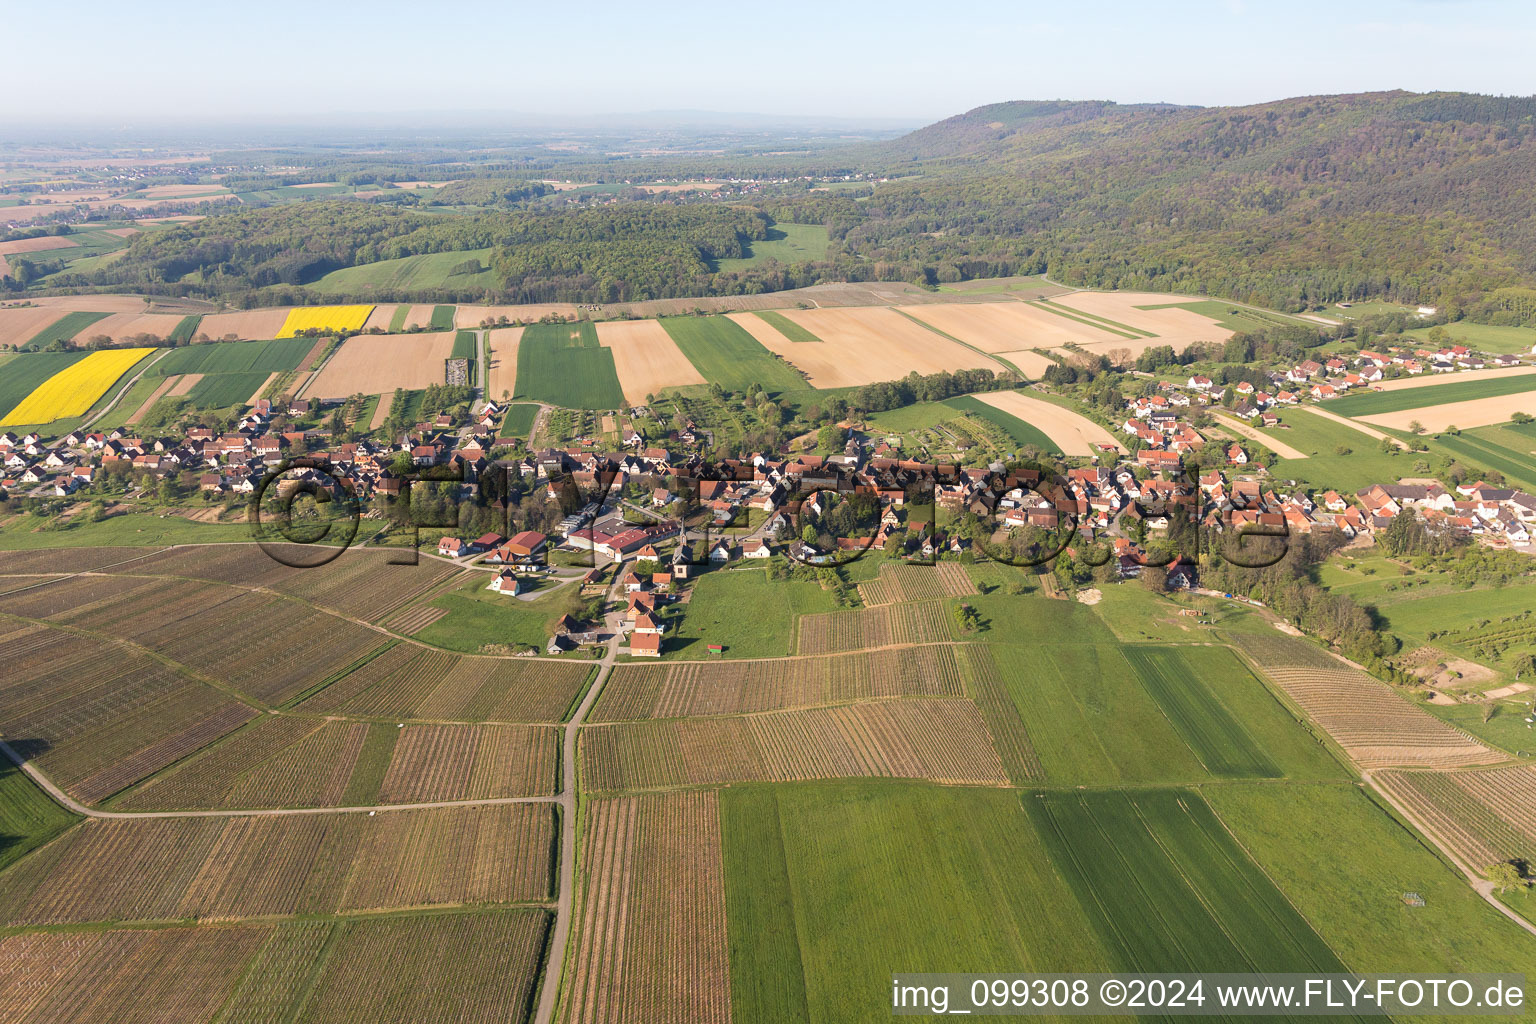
[33, 91, 1536, 312]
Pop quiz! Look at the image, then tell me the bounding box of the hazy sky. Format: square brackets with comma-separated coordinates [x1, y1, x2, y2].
[9, 0, 1535, 124]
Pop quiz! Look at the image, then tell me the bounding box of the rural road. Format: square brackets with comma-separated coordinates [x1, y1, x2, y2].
[533, 559, 629, 1024]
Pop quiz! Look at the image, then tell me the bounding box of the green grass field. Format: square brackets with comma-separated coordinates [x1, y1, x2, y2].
[713, 224, 830, 271]
[0, 760, 78, 874]
[658, 316, 808, 394]
[1327, 373, 1536, 417]
[1124, 646, 1283, 778]
[167, 315, 201, 343]
[428, 304, 456, 330]
[21, 310, 111, 351]
[451, 329, 476, 385]
[0, 350, 88, 419]
[186, 371, 271, 409]
[722, 782, 1111, 1023]
[1266, 407, 1419, 490]
[0, 511, 254, 549]
[310, 250, 496, 295]
[1026, 789, 1350, 974]
[1428, 424, 1536, 491]
[500, 403, 539, 436]
[753, 310, 822, 343]
[1208, 783, 1536, 975]
[147, 336, 313, 376]
[1406, 322, 1536, 355]
[667, 567, 839, 660]
[412, 573, 558, 653]
[387, 305, 410, 332]
[940, 395, 1061, 453]
[512, 322, 625, 408]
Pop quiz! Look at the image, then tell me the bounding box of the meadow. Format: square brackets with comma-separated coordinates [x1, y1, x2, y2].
[1266, 406, 1419, 489]
[1208, 783, 1536, 975]
[0, 760, 78, 874]
[722, 782, 1111, 1023]
[310, 248, 497, 294]
[666, 567, 840, 660]
[1123, 645, 1284, 777]
[147, 336, 314, 376]
[512, 321, 626, 408]
[658, 315, 809, 393]
[1428, 423, 1536, 491]
[712, 223, 829, 270]
[1406, 321, 1536, 355]
[500, 402, 539, 435]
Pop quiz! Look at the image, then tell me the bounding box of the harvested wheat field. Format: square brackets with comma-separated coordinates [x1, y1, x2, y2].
[1361, 393, 1536, 432]
[1213, 412, 1309, 460]
[0, 236, 78, 256]
[125, 375, 180, 424]
[972, 390, 1126, 456]
[197, 308, 288, 341]
[26, 295, 152, 313]
[363, 303, 434, 332]
[363, 304, 400, 331]
[457, 303, 581, 327]
[558, 790, 730, 1024]
[1054, 292, 1234, 349]
[596, 320, 707, 403]
[368, 389, 395, 429]
[166, 373, 203, 397]
[729, 307, 1004, 387]
[73, 312, 188, 344]
[1367, 364, 1536, 393]
[309, 331, 456, 398]
[899, 301, 1125, 352]
[0, 307, 69, 348]
[244, 372, 277, 406]
[486, 326, 522, 401]
[103, 226, 140, 238]
[996, 350, 1061, 377]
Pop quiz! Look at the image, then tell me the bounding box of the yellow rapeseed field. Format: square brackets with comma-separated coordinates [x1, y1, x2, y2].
[1, 347, 156, 426]
[276, 305, 374, 338]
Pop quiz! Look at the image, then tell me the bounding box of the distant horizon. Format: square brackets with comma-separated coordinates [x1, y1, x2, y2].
[8, 0, 1536, 125]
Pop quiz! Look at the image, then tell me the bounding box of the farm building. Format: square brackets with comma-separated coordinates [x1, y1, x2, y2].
[629, 631, 662, 657]
[488, 570, 532, 595]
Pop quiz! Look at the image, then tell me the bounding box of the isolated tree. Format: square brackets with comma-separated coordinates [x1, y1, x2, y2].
[1486, 862, 1526, 893]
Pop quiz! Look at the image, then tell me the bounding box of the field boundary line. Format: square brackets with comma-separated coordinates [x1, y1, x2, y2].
[888, 307, 1022, 379]
[0, 738, 558, 820]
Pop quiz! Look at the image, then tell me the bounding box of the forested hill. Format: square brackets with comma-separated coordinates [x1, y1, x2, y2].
[806, 91, 1536, 310]
[33, 91, 1536, 316]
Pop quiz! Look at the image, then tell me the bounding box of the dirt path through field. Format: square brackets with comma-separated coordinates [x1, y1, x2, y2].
[1295, 405, 1409, 449]
[534, 565, 630, 1024]
[167, 373, 202, 397]
[1212, 412, 1309, 460]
